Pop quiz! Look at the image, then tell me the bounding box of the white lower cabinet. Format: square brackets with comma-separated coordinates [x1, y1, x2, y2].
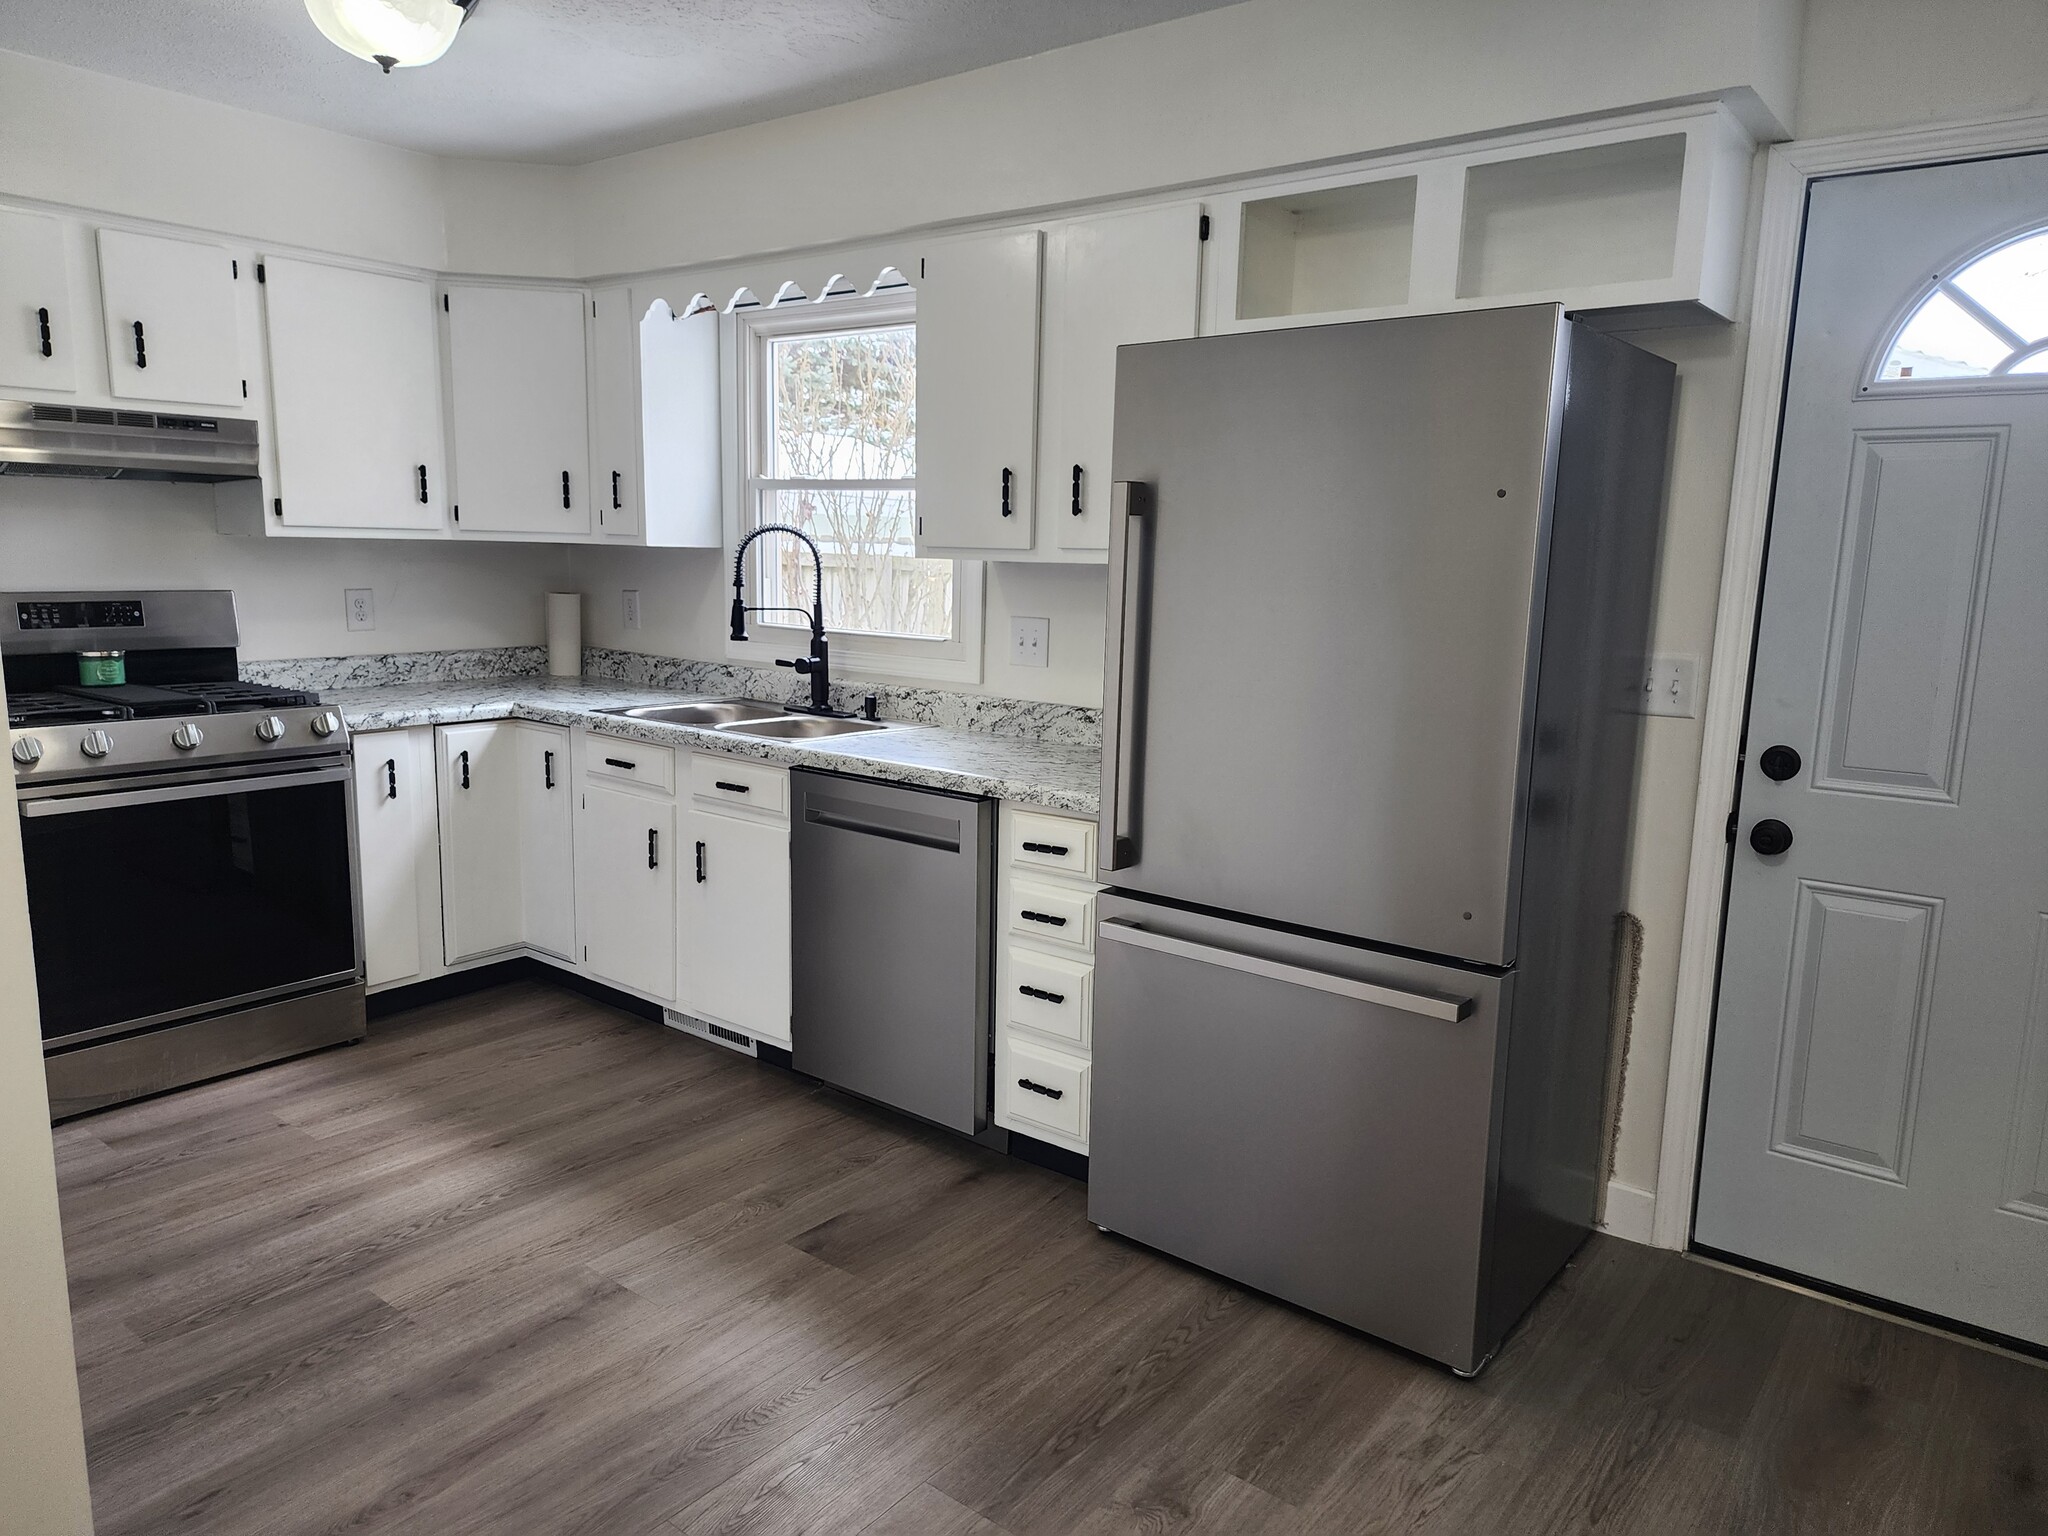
[352, 727, 438, 988]
[994, 806, 1103, 1154]
[514, 724, 576, 960]
[580, 780, 678, 1001]
[435, 721, 574, 964]
[679, 755, 791, 1046]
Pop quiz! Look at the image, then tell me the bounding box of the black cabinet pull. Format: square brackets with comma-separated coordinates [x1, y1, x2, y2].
[131, 319, 147, 369]
[604, 757, 636, 771]
[1000, 466, 1014, 518]
[1020, 909, 1068, 927]
[1018, 985, 1066, 1005]
[611, 470, 622, 510]
[648, 829, 659, 869]
[543, 749, 555, 789]
[1071, 464, 1083, 517]
[695, 840, 707, 884]
[714, 780, 750, 794]
[384, 758, 397, 800]
[458, 749, 469, 789]
[36, 306, 52, 358]
[1018, 1078, 1064, 1101]
[417, 464, 429, 504]
[562, 470, 572, 509]
[1021, 841, 1069, 856]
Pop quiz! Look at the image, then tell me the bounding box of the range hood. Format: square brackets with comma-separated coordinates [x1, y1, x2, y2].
[0, 401, 259, 484]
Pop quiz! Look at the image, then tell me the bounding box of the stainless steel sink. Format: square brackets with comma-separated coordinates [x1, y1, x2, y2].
[717, 716, 890, 740]
[597, 698, 789, 727]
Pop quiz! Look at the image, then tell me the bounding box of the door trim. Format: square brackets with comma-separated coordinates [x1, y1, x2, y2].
[1656, 109, 2048, 1251]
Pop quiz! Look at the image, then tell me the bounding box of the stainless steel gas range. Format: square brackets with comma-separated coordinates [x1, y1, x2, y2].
[5, 590, 364, 1119]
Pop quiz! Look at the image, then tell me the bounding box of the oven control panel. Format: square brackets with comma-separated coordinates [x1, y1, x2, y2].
[16, 599, 146, 631]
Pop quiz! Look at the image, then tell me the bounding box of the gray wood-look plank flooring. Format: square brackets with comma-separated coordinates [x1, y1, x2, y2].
[53, 980, 2048, 1535]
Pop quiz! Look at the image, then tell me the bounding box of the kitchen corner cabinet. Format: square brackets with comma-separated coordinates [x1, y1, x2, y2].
[96, 227, 247, 408]
[0, 209, 78, 392]
[352, 727, 438, 988]
[515, 724, 576, 960]
[436, 721, 573, 963]
[914, 228, 1043, 554]
[443, 281, 592, 536]
[679, 756, 792, 1046]
[259, 257, 447, 533]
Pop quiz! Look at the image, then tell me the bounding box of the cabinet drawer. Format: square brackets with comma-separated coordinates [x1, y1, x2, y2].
[1007, 948, 1093, 1049]
[584, 734, 675, 793]
[1008, 879, 1095, 954]
[1002, 1037, 1090, 1143]
[1010, 811, 1096, 881]
[689, 754, 788, 818]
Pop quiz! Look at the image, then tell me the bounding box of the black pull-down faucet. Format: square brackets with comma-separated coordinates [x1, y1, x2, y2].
[729, 523, 853, 717]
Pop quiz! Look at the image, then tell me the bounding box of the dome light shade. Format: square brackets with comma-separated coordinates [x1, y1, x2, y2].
[305, 0, 471, 73]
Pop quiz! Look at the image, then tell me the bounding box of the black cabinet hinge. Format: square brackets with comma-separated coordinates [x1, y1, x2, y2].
[1725, 810, 1737, 845]
[919, 257, 926, 280]
[443, 293, 449, 312]
[272, 497, 283, 518]
[241, 379, 247, 398]
[1198, 213, 1210, 241]
[255, 262, 265, 283]
[232, 259, 239, 279]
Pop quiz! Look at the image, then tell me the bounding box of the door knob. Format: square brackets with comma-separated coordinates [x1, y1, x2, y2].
[1759, 744, 1802, 781]
[1749, 819, 1794, 856]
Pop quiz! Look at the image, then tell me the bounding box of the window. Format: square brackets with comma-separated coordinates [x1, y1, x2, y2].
[734, 294, 981, 680]
[1873, 227, 2048, 388]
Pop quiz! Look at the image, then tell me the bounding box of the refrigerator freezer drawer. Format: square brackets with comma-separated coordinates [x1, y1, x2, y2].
[1087, 895, 1510, 1374]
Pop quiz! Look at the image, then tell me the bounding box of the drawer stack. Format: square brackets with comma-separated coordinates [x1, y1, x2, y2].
[994, 807, 1103, 1154]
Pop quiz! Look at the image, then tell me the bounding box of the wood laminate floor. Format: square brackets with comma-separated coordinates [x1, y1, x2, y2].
[54, 980, 2048, 1535]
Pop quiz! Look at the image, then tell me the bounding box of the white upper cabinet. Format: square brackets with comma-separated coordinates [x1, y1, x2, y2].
[914, 228, 1043, 554]
[1039, 203, 1205, 555]
[443, 281, 591, 536]
[0, 210, 77, 393]
[262, 256, 446, 532]
[96, 228, 246, 407]
[588, 285, 641, 539]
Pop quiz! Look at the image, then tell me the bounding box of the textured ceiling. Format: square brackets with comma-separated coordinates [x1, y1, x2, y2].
[0, 0, 1246, 164]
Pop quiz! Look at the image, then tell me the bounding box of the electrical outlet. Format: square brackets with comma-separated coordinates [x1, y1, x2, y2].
[1011, 616, 1050, 668]
[344, 588, 375, 632]
[1635, 654, 1699, 718]
[622, 589, 641, 631]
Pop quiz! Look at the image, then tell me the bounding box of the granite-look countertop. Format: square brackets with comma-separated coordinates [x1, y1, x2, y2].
[327, 676, 1102, 815]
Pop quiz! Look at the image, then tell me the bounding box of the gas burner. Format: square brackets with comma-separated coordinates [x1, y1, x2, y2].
[157, 681, 320, 713]
[7, 690, 126, 729]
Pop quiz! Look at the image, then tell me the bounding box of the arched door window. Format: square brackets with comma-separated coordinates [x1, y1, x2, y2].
[1871, 228, 2048, 388]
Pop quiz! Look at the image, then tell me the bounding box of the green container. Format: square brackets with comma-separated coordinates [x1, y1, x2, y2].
[77, 651, 126, 687]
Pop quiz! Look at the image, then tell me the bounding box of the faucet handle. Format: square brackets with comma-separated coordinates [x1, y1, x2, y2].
[777, 656, 818, 675]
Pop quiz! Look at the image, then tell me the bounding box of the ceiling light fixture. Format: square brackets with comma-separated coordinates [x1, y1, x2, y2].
[304, 0, 481, 74]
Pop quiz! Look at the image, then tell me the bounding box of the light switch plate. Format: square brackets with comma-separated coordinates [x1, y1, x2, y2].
[344, 588, 375, 632]
[622, 589, 641, 631]
[1011, 616, 1049, 668]
[1636, 654, 1699, 718]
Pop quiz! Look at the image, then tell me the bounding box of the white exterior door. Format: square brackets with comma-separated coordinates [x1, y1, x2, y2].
[444, 282, 591, 535]
[263, 257, 445, 531]
[514, 724, 575, 961]
[1697, 153, 2048, 1347]
[96, 228, 245, 407]
[436, 722, 522, 963]
[680, 805, 791, 1045]
[581, 786, 677, 1000]
[0, 209, 76, 393]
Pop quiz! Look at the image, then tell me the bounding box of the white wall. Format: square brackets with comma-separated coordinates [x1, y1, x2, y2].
[1797, 0, 2048, 138]
[0, 482, 569, 661]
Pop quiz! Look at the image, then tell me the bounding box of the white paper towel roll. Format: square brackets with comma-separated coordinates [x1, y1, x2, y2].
[546, 592, 582, 678]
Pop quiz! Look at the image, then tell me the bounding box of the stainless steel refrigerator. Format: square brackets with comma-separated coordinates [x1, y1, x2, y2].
[1087, 304, 1674, 1375]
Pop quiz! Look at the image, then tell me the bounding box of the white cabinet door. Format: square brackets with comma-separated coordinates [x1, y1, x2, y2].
[514, 723, 575, 961]
[353, 729, 426, 987]
[1042, 204, 1205, 553]
[0, 210, 77, 393]
[436, 722, 522, 962]
[444, 283, 591, 536]
[96, 228, 245, 407]
[581, 785, 677, 1000]
[915, 228, 1042, 552]
[589, 285, 641, 539]
[263, 257, 446, 531]
[680, 805, 791, 1045]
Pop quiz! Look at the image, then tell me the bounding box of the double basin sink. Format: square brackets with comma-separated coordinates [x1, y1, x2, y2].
[594, 698, 888, 740]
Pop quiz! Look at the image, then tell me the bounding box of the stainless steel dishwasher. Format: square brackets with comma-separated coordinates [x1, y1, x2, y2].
[790, 770, 994, 1134]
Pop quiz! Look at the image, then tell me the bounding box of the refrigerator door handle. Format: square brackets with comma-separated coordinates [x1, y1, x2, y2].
[1098, 918, 1475, 1021]
[1101, 480, 1150, 870]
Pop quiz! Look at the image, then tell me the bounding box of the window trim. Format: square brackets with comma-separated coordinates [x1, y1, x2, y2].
[1862, 221, 2048, 399]
[722, 291, 984, 684]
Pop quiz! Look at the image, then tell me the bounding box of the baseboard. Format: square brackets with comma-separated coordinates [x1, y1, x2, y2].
[1599, 1178, 1658, 1245]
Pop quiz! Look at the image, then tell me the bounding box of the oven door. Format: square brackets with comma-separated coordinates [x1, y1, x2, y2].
[18, 759, 362, 1048]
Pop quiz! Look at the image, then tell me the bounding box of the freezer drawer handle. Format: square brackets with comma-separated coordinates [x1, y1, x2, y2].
[1017, 1077, 1064, 1101]
[1021, 840, 1069, 856]
[1019, 909, 1068, 928]
[1097, 919, 1474, 1021]
[1018, 985, 1066, 1005]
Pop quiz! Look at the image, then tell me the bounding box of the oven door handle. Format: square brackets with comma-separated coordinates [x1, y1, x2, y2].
[19, 764, 352, 817]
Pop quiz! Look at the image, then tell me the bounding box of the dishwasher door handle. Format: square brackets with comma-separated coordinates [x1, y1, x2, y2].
[803, 803, 961, 853]
[1097, 919, 1473, 1021]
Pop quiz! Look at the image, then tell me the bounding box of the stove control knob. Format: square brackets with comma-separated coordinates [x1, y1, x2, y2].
[11, 737, 43, 767]
[309, 711, 341, 739]
[79, 729, 113, 760]
[255, 715, 286, 744]
[171, 722, 205, 752]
